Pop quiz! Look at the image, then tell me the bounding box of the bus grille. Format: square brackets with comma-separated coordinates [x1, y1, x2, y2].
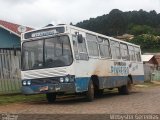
[22, 68, 67, 79]
[31, 78, 60, 85]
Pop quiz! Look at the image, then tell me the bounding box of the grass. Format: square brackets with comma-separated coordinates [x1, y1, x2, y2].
[135, 81, 160, 88]
[0, 94, 45, 105]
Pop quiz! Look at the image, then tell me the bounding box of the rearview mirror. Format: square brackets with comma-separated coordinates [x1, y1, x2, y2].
[78, 34, 83, 43]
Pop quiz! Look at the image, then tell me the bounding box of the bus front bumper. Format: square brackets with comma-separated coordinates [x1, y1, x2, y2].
[21, 83, 75, 95]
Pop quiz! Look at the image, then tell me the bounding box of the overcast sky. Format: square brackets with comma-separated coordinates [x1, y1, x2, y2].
[0, 0, 160, 28]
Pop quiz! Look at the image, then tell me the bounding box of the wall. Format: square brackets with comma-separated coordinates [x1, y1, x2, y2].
[0, 28, 20, 48]
[143, 63, 154, 82]
[0, 28, 21, 94]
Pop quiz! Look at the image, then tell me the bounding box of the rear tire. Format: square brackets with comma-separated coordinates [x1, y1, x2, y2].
[118, 81, 132, 95]
[46, 93, 56, 103]
[86, 80, 94, 102]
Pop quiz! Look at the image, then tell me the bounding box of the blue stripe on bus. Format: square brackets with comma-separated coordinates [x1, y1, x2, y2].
[22, 75, 144, 93]
[75, 75, 144, 92]
[75, 77, 90, 92]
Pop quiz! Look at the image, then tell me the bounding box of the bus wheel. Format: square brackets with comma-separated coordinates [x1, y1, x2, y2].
[46, 93, 56, 103]
[94, 89, 104, 97]
[118, 81, 132, 95]
[86, 80, 94, 102]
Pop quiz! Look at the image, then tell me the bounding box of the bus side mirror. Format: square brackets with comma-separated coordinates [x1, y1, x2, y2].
[78, 34, 83, 43]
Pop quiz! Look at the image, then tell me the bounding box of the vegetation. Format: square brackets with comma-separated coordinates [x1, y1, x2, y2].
[130, 34, 160, 53]
[0, 94, 45, 105]
[76, 9, 160, 52]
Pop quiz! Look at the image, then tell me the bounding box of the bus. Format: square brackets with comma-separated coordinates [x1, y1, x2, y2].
[21, 25, 144, 102]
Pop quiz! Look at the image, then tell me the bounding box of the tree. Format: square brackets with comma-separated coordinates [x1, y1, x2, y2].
[129, 25, 154, 35]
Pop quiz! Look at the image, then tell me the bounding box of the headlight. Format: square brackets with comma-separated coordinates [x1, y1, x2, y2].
[65, 77, 69, 82]
[27, 80, 31, 85]
[60, 78, 64, 83]
[22, 81, 27, 86]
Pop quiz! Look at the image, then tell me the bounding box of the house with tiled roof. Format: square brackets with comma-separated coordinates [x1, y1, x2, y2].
[0, 20, 33, 48]
[0, 20, 33, 94]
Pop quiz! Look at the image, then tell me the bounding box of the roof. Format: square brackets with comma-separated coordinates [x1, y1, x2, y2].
[141, 55, 154, 62]
[0, 20, 33, 37]
[154, 55, 160, 65]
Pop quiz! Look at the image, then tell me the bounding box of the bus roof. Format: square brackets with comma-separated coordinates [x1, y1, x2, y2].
[22, 24, 140, 48]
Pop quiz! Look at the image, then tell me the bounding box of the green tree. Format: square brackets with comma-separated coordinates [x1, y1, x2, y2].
[130, 34, 160, 52]
[129, 25, 154, 35]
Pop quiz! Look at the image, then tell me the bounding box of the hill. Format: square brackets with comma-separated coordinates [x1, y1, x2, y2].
[76, 9, 160, 53]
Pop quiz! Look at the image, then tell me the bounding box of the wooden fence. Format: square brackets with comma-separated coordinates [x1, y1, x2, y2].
[152, 70, 160, 81]
[0, 49, 21, 94]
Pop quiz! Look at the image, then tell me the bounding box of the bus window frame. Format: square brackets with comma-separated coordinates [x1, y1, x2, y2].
[120, 43, 129, 61]
[21, 35, 74, 71]
[72, 34, 89, 61]
[134, 46, 142, 62]
[98, 37, 112, 59]
[128, 45, 136, 62]
[110, 40, 121, 60]
[86, 33, 100, 59]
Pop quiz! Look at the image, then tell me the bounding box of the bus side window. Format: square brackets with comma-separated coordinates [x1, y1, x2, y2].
[86, 34, 99, 57]
[110, 40, 121, 59]
[128, 45, 136, 61]
[120, 43, 129, 60]
[72, 35, 88, 60]
[134, 47, 141, 62]
[98, 37, 111, 58]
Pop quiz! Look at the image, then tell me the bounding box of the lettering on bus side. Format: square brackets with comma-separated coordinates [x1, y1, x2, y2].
[129, 63, 138, 72]
[111, 62, 129, 75]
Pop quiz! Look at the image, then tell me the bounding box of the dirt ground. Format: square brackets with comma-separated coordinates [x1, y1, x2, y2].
[0, 85, 160, 114]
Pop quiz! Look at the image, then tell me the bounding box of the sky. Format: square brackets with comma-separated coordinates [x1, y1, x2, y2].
[0, 0, 160, 28]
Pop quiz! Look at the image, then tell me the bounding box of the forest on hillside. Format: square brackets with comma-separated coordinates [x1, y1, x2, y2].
[76, 9, 160, 53]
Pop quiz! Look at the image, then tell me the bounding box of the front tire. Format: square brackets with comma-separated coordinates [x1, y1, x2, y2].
[86, 80, 94, 102]
[46, 93, 56, 103]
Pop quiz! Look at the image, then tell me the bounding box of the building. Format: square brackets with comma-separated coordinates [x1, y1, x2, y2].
[142, 55, 159, 81]
[143, 53, 160, 70]
[0, 20, 33, 94]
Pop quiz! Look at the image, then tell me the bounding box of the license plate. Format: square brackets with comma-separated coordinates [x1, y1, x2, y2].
[55, 84, 61, 91]
[40, 86, 48, 92]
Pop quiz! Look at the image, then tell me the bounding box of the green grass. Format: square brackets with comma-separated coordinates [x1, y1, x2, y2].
[0, 94, 45, 105]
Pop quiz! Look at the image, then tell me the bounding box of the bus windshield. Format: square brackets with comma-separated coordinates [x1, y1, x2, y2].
[22, 35, 73, 70]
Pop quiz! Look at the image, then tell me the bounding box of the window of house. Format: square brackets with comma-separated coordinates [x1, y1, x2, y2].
[86, 34, 99, 57]
[110, 40, 121, 59]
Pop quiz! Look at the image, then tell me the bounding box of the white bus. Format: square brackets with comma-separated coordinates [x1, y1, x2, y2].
[21, 25, 144, 102]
